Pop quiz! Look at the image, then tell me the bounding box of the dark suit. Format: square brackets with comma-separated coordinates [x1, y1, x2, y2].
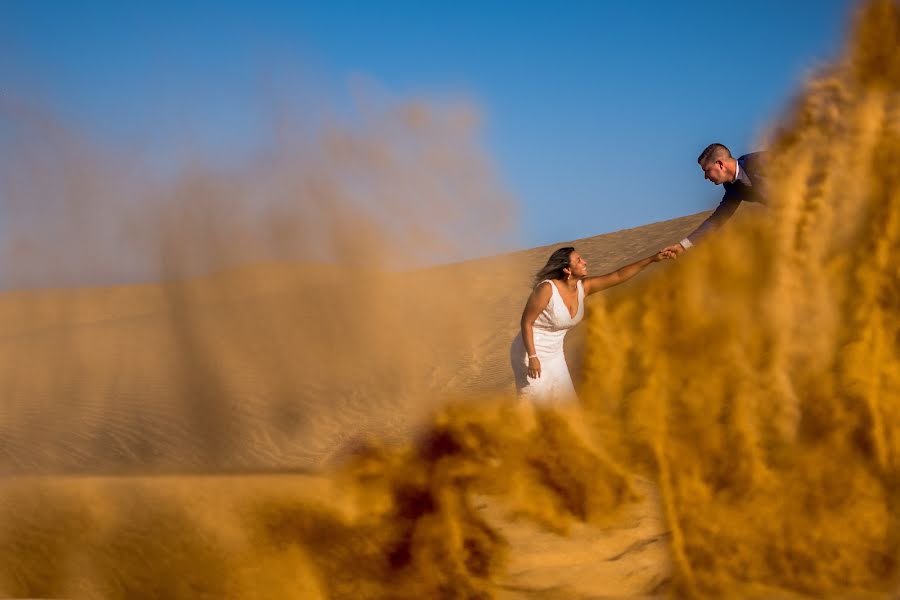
[687, 151, 768, 244]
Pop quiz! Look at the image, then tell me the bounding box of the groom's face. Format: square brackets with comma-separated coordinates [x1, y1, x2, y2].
[700, 159, 729, 185]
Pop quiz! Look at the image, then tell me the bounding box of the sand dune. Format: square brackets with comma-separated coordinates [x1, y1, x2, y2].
[0, 212, 707, 477]
[0, 213, 708, 599]
[5, 3, 898, 597]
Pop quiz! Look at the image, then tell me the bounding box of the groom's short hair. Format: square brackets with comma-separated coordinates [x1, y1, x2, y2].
[697, 143, 732, 165]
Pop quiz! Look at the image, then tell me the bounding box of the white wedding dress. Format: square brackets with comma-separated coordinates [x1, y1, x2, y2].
[510, 279, 584, 404]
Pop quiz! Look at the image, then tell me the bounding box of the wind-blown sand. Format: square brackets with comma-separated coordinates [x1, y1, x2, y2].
[3, 2, 900, 597]
[0, 214, 704, 599]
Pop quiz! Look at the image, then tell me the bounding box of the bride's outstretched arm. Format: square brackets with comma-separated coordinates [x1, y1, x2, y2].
[583, 251, 673, 296]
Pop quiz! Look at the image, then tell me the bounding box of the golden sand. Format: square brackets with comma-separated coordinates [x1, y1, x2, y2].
[2, 1, 899, 598]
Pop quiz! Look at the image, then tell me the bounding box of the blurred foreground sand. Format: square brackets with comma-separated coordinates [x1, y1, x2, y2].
[0, 213, 705, 599]
[6, 2, 900, 596]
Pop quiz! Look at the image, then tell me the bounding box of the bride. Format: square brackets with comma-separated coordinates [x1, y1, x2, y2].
[510, 246, 673, 404]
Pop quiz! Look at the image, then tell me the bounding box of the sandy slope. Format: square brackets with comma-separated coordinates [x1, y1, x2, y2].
[0, 212, 707, 598]
[0, 211, 707, 476]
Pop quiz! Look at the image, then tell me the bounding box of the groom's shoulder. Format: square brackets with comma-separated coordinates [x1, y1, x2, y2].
[739, 150, 768, 166]
[739, 151, 768, 176]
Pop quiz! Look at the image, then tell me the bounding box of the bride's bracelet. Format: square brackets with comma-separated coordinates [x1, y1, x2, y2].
[528, 354, 538, 359]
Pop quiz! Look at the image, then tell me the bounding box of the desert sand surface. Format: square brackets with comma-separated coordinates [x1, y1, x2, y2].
[0, 213, 705, 599]
[0, 212, 707, 476]
[4, 3, 900, 597]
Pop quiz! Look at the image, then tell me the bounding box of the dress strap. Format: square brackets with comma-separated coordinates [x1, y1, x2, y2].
[537, 279, 559, 298]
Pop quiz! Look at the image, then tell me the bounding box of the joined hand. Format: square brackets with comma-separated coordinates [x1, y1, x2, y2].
[659, 243, 686, 258]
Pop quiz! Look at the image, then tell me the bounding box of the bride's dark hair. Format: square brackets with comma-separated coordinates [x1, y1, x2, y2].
[534, 246, 575, 286]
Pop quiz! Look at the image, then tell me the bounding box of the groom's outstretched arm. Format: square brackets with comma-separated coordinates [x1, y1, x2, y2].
[682, 193, 743, 247]
[664, 192, 743, 255]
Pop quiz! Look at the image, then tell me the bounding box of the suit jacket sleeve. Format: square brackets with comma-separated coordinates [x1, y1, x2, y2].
[686, 187, 744, 244]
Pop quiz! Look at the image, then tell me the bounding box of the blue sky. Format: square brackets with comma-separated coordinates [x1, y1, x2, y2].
[3, 1, 853, 251]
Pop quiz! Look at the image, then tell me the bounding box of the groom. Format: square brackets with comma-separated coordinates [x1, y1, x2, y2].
[662, 143, 768, 255]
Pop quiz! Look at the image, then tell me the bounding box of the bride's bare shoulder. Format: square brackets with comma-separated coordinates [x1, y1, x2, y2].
[533, 280, 553, 293]
[530, 280, 554, 302]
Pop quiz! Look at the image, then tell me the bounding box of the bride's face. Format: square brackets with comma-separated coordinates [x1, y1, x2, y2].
[568, 251, 588, 278]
